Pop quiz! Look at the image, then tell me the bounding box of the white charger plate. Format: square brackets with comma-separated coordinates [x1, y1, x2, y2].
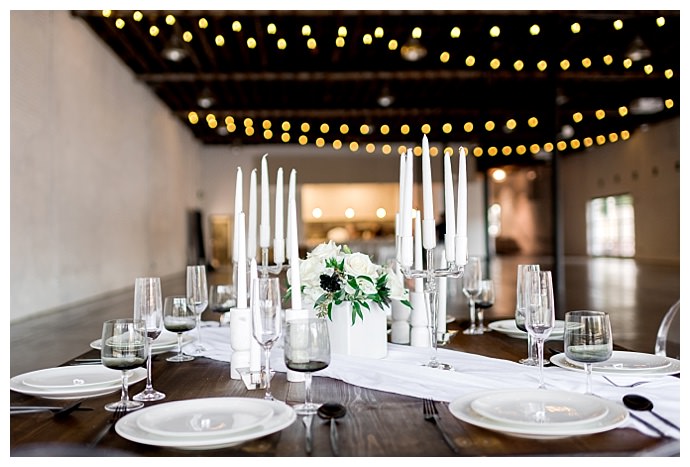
[488, 319, 565, 340]
[116, 398, 296, 450]
[136, 398, 274, 438]
[551, 351, 680, 376]
[449, 389, 628, 439]
[21, 365, 122, 390]
[10, 367, 147, 400]
[470, 389, 609, 427]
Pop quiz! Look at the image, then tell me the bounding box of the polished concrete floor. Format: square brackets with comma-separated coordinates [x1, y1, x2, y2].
[9, 255, 680, 378]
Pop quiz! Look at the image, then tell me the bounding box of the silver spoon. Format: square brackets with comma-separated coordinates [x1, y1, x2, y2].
[317, 402, 347, 456]
[623, 394, 680, 431]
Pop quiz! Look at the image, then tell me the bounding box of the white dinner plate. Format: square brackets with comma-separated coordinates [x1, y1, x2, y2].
[550, 352, 680, 376]
[470, 389, 609, 427]
[136, 398, 274, 438]
[21, 365, 122, 390]
[90, 331, 191, 355]
[115, 398, 296, 450]
[449, 389, 628, 439]
[10, 367, 147, 400]
[488, 319, 565, 340]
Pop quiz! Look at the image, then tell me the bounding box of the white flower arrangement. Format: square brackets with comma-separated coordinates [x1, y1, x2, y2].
[287, 240, 411, 325]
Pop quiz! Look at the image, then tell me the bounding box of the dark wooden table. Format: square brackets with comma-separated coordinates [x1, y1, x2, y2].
[10, 320, 674, 456]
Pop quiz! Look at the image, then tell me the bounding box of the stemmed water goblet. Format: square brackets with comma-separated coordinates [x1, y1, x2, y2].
[462, 256, 482, 335]
[524, 269, 555, 389]
[163, 295, 196, 362]
[133, 277, 166, 402]
[251, 276, 282, 401]
[208, 284, 236, 326]
[186, 265, 209, 355]
[564, 310, 613, 394]
[100, 318, 148, 412]
[475, 279, 495, 333]
[283, 318, 331, 415]
[515, 264, 540, 365]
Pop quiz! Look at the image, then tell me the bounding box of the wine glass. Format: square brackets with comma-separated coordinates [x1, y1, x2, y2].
[524, 270, 555, 389]
[515, 264, 540, 365]
[163, 295, 196, 362]
[209, 284, 236, 326]
[186, 265, 209, 355]
[132, 277, 166, 402]
[251, 276, 282, 401]
[475, 279, 495, 332]
[284, 318, 331, 415]
[100, 318, 148, 412]
[462, 256, 482, 335]
[564, 310, 613, 395]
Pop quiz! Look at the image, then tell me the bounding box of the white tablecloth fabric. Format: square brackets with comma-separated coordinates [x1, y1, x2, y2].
[183, 325, 681, 440]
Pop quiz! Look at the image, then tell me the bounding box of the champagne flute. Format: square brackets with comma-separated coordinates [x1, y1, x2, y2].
[133, 277, 166, 401]
[564, 310, 613, 395]
[163, 295, 196, 362]
[475, 279, 495, 332]
[515, 264, 540, 365]
[462, 256, 482, 335]
[251, 276, 282, 401]
[186, 265, 209, 355]
[284, 318, 331, 415]
[100, 318, 148, 412]
[208, 284, 236, 326]
[524, 270, 555, 389]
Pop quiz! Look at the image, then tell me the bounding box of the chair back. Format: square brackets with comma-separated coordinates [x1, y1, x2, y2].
[654, 300, 680, 359]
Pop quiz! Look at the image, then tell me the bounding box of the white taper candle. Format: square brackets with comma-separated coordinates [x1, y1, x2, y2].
[233, 167, 243, 263]
[421, 135, 436, 250]
[260, 154, 270, 248]
[455, 146, 468, 265]
[443, 151, 456, 262]
[273, 167, 285, 265]
[247, 169, 258, 261]
[236, 212, 247, 308]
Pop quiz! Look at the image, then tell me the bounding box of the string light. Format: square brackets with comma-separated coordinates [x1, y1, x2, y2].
[159, 16, 676, 156]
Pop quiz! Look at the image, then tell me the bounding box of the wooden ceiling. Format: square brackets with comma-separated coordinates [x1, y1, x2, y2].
[73, 10, 679, 165]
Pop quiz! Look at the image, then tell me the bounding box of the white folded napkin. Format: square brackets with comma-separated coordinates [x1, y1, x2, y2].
[190, 326, 680, 440]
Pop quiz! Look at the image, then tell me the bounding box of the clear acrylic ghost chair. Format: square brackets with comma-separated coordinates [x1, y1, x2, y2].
[654, 300, 680, 359]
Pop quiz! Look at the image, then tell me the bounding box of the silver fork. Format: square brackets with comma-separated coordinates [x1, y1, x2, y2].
[88, 404, 127, 447]
[422, 398, 460, 454]
[602, 375, 651, 388]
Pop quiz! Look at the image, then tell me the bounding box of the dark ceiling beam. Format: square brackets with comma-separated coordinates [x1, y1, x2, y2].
[139, 69, 663, 84]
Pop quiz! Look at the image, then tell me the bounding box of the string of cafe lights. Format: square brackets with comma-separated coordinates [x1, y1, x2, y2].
[187, 95, 676, 157]
[100, 10, 678, 157]
[101, 10, 672, 74]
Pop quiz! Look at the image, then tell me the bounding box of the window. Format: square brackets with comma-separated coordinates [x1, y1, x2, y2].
[586, 194, 635, 257]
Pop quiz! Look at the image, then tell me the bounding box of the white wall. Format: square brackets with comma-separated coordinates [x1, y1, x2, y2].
[10, 11, 202, 322]
[561, 119, 680, 262]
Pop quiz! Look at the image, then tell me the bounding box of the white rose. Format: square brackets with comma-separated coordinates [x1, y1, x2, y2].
[308, 240, 341, 261]
[385, 267, 408, 301]
[343, 252, 378, 278]
[356, 276, 378, 295]
[299, 256, 325, 289]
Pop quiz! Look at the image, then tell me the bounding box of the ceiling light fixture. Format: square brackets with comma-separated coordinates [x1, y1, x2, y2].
[377, 86, 394, 107]
[630, 97, 664, 115]
[400, 37, 427, 62]
[197, 87, 215, 108]
[626, 36, 651, 62]
[162, 34, 188, 62]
